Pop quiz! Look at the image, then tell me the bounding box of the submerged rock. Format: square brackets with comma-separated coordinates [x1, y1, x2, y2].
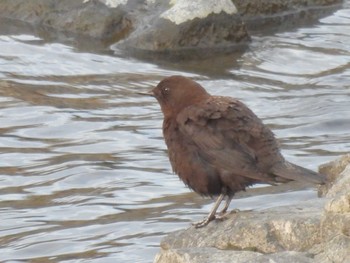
[154, 154, 350, 263]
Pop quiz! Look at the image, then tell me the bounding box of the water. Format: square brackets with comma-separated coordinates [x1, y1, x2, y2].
[0, 4, 350, 263]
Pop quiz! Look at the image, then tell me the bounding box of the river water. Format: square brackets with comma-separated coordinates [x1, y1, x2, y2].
[0, 4, 349, 263]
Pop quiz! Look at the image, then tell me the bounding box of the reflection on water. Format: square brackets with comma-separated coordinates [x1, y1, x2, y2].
[0, 5, 350, 263]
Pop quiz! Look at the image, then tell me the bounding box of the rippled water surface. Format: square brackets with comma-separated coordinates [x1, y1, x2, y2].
[1, 4, 350, 263]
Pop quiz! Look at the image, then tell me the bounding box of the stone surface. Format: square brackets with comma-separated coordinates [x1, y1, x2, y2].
[235, 0, 343, 32]
[0, 0, 132, 41]
[114, 0, 249, 58]
[235, 0, 342, 17]
[154, 247, 262, 263]
[245, 251, 314, 263]
[84, 0, 128, 9]
[316, 155, 350, 263]
[0, 0, 344, 56]
[160, 199, 325, 253]
[160, 0, 237, 25]
[319, 153, 350, 197]
[154, 249, 315, 263]
[154, 155, 350, 263]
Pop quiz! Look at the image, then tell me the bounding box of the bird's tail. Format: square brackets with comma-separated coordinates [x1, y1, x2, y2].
[271, 161, 327, 184]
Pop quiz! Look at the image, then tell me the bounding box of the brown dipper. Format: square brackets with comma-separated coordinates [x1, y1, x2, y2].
[140, 75, 326, 228]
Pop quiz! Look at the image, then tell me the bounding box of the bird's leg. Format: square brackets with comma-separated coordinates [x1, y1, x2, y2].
[217, 196, 232, 218]
[192, 193, 224, 228]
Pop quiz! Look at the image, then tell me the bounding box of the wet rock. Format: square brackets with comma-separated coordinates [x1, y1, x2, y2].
[0, 0, 248, 53]
[116, 0, 249, 56]
[0, 0, 132, 41]
[154, 155, 350, 263]
[235, 0, 343, 32]
[0, 0, 343, 56]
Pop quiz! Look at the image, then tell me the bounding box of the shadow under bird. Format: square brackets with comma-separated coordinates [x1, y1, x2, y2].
[139, 75, 326, 228]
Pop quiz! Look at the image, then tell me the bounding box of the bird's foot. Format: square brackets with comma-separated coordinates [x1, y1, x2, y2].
[192, 214, 216, 228]
[192, 210, 237, 227]
[215, 211, 229, 221]
[216, 208, 240, 222]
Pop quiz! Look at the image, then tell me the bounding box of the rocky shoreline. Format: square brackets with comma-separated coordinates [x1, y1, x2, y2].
[154, 154, 350, 263]
[0, 0, 343, 57]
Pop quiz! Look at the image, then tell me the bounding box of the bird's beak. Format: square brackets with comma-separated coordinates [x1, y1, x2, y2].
[136, 90, 155, 97]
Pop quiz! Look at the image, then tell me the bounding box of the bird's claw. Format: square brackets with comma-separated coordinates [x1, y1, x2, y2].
[216, 208, 240, 220]
[192, 215, 216, 228]
[192, 211, 235, 228]
[193, 209, 238, 227]
[215, 212, 229, 221]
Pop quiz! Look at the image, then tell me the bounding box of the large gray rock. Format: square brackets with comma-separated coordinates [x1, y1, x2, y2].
[160, 200, 324, 253]
[0, 0, 132, 40]
[154, 154, 350, 263]
[319, 154, 350, 197]
[116, 0, 249, 56]
[316, 154, 350, 263]
[154, 248, 314, 263]
[0, 0, 344, 56]
[235, 0, 343, 32]
[0, 0, 249, 53]
[154, 247, 262, 263]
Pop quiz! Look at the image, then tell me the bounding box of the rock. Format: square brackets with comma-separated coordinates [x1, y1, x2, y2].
[0, 0, 132, 41]
[245, 251, 314, 263]
[154, 247, 262, 263]
[0, 0, 249, 54]
[154, 248, 314, 263]
[235, 0, 343, 32]
[116, 0, 250, 57]
[159, 0, 238, 25]
[154, 155, 350, 263]
[319, 153, 350, 197]
[160, 199, 325, 253]
[316, 155, 350, 263]
[0, 0, 344, 56]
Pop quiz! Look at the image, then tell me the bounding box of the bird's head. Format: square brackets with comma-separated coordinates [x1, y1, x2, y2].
[140, 76, 210, 118]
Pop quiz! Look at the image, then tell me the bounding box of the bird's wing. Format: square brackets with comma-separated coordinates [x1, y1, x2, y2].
[176, 97, 277, 183]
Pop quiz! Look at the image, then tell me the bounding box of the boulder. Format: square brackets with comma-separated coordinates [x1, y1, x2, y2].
[316, 154, 350, 263]
[0, 0, 344, 56]
[154, 154, 350, 263]
[0, 0, 132, 40]
[115, 0, 249, 57]
[234, 0, 343, 32]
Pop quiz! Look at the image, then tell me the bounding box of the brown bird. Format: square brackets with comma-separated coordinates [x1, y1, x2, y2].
[140, 75, 326, 228]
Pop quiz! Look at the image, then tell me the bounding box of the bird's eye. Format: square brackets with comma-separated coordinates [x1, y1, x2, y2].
[162, 87, 170, 94]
